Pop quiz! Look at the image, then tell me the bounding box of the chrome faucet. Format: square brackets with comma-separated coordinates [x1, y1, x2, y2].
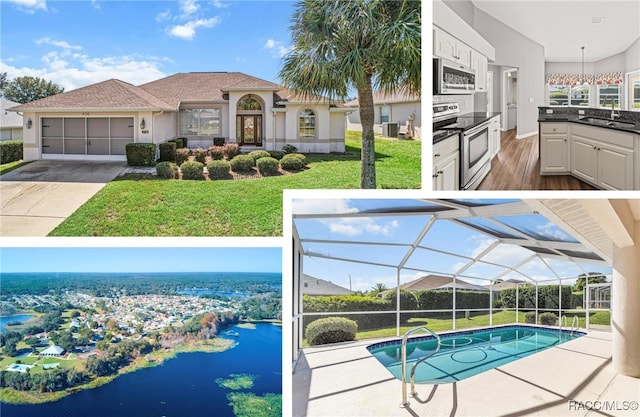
[611, 100, 620, 120]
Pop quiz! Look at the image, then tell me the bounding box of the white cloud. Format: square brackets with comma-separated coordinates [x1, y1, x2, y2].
[168, 17, 220, 40]
[536, 221, 572, 241]
[293, 199, 359, 215]
[326, 217, 400, 237]
[90, 0, 100, 10]
[211, 0, 228, 8]
[35, 37, 82, 51]
[156, 9, 172, 22]
[1, 51, 168, 91]
[4, 0, 47, 13]
[264, 39, 291, 58]
[179, 0, 200, 17]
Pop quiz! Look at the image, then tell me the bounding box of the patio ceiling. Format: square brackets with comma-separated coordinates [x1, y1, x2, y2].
[293, 199, 612, 285]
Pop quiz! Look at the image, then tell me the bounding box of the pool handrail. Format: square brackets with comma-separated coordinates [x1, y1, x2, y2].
[400, 325, 441, 408]
[571, 315, 579, 335]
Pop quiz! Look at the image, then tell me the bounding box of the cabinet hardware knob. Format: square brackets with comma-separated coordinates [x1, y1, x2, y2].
[433, 174, 439, 178]
[434, 153, 441, 157]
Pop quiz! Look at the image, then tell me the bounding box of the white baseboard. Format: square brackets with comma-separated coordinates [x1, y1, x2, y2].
[516, 130, 538, 139]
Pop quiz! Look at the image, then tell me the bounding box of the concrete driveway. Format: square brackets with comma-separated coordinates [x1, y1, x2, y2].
[1, 160, 128, 236]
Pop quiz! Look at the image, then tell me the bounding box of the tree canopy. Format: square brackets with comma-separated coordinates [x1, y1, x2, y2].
[1, 75, 64, 104]
[279, 0, 421, 188]
[573, 273, 608, 292]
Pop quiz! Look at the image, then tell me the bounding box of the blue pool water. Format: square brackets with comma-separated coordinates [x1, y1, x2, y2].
[367, 325, 584, 384]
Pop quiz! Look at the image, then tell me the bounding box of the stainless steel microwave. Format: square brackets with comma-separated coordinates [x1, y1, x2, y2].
[433, 58, 475, 94]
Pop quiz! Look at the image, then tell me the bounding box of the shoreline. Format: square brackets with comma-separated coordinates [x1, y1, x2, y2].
[0, 337, 236, 405]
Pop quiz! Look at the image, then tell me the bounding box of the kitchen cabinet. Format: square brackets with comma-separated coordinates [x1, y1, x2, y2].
[433, 135, 459, 190]
[489, 115, 501, 158]
[471, 52, 488, 92]
[539, 123, 569, 174]
[570, 124, 635, 190]
[433, 27, 472, 68]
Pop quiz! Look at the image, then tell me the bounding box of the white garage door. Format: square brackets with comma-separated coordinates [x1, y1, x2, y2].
[42, 117, 134, 156]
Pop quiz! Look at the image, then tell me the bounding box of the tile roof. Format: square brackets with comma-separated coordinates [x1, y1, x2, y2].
[1, 99, 23, 128]
[140, 72, 280, 107]
[10, 79, 173, 111]
[398, 275, 488, 292]
[302, 274, 354, 296]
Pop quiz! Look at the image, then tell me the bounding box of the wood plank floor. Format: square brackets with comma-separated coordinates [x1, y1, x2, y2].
[478, 129, 595, 190]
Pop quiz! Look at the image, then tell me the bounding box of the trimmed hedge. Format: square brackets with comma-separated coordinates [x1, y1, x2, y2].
[256, 157, 280, 176]
[282, 144, 297, 154]
[175, 137, 188, 148]
[499, 285, 578, 310]
[193, 148, 208, 164]
[0, 140, 23, 164]
[305, 317, 357, 346]
[156, 161, 179, 179]
[213, 137, 225, 147]
[208, 146, 225, 160]
[158, 142, 176, 162]
[280, 153, 306, 171]
[180, 161, 204, 180]
[303, 295, 396, 331]
[224, 143, 241, 160]
[538, 312, 558, 325]
[268, 151, 285, 160]
[207, 160, 231, 179]
[230, 154, 255, 172]
[125, 143, 156, 166]
[175, 148, 190, 165]
[249, 150, 271, 163]
[524, 311, 536, 324]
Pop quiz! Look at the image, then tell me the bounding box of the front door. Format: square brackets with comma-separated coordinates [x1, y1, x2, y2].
[236, 115, 262, 146]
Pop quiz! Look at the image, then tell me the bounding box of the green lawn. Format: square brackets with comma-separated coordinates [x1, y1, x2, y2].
[49, 133, 420, 236]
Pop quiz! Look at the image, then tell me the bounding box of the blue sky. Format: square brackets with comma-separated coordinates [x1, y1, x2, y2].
[0, 0, 296, 90]
[293, 198, 613, 291]
[0, 247, 282, 273]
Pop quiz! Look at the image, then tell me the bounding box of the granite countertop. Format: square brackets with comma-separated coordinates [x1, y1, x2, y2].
[538, 115, 640, 135]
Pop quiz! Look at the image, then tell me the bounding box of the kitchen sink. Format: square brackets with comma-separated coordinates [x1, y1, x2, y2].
[580, 117, 637, 129]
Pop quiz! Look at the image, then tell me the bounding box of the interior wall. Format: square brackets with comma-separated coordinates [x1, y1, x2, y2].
[625, 37, 640, 71]
[442, 0, 475, 27]
[470, 7, 546, 137]
[488, 64, 501, 113]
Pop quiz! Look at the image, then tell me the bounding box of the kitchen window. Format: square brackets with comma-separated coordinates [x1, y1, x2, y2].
[548, 85, 589, 107]
[597, 85, 621, 109]
[179, 108, 221, 136]
[628, 70, 640, 110]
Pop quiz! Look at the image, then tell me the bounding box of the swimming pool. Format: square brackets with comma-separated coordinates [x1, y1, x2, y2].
[7, 363, 32, 372]
[367, 325, 584, 384]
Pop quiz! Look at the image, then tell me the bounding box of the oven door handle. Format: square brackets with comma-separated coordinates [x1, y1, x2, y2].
[464, 122, 490, 137]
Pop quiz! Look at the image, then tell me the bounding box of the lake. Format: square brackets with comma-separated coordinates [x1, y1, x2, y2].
[0, 323, 282, 417]
[0, 314, 35, 333]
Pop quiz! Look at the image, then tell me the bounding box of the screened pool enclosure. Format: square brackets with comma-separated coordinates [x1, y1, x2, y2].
[291, 199, 613, 359]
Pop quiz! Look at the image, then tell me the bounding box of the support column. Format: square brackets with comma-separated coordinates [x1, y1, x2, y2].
[612, 220, 640, 377]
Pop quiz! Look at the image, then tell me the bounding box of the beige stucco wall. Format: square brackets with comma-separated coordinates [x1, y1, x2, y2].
[228, 91, 274, 145]
[346, 101, 422, 139]
[152, 111, 178, 143]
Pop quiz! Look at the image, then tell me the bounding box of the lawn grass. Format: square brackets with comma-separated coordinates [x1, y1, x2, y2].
[0, 160, 29, 175]
[49, 133, 420, 236]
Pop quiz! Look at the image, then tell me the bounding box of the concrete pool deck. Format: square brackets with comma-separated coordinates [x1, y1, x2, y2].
[293, 330, 639, 417]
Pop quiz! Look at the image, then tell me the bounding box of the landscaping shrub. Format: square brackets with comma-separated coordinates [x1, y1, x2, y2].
[175, 148, 190, 165]
[193, 148, 208, 164]
[382, 289, 418, 311]
[493, 299, 504, 309]
[175, 137, 188, 148]
[538, 312, 558, 326]
[524, 311, 536, 324]
[305, 317, 357, 346]
[208, 146, 225, 160]
[256, 157, 280, 176]
[302, 295, 395, 331]
[282, 144, 297, 154]
[125, 143, 156, 166]
[0, 140, 23, 164]
[156, 161, 179, 179]
[499, 285, 572, 310]
[213, 137, 225, 147]
[280, 153, 306, 171]
[180, 161, 205, 180]
[268, 150, 285, 160]
[249, 150, 271, 163]
[230, 154, 255, 172]
[224, 143, 241, 159]
[158, 142, 176, 162]
[207, 160, 231, 179]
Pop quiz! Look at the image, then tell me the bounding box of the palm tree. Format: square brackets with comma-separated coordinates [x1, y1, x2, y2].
[371, 283, 389, 295]
[279, 0, 421, 188]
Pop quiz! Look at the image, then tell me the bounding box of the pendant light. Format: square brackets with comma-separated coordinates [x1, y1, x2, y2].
[581, 46, 587, 86]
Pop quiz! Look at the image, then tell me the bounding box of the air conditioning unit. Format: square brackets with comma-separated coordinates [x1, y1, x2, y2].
[382, 122, 399, 138]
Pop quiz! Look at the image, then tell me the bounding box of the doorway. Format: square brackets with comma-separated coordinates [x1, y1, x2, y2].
[236, 115, 263, 146]
[502, 68, 518, 133]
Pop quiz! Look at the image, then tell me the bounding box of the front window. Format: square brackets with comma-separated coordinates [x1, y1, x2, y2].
[237, 96, 262, 111]
[179, 108, 221, 136]
[380, 106, 390, 123]
[597, 85, 621, 109]
[299, 109, 315, 139]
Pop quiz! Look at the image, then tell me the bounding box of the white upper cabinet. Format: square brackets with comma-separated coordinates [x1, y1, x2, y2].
[434, 27, 472, 68]
[471, 52, 488, 92]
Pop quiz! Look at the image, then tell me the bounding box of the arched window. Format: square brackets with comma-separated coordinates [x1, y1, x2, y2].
[299, 109, 316, 139]
[237, 96, 262, 111]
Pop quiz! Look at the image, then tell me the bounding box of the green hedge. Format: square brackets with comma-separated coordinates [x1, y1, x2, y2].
[256, 157, 280, 176]
[280, 153, 306, 171]
[156, 161, 179, 179]
[249, 150, 271, 163]
[180, 161, 204, 180]
[125, 143, 156, 166]
[0, 140, 23, 164]
[499, 285, 578, 310]
[230, 155, 255, 172]
[158, 142, 176, 162]
[213, 137, 225, 147]
[207, 160, 231, 179]
[303, 295, 396, 331]
[305, 317, 357, 346]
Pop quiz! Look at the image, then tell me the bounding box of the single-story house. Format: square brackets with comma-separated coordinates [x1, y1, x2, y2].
[1, 98, 23, 141]
[396, 275, 489, 292]
[8, 72, 351, 161]
[302, 274, 354, 296]
[345, 87, 421, 139]
[40, 345, 65, 356]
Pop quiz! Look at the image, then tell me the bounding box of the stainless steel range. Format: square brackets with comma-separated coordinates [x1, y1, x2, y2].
[433, 103, 492, 190]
